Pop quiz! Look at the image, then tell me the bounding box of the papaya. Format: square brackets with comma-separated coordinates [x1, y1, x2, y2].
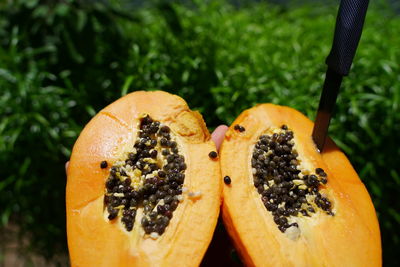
[66, 91, 222, 267]
[220, 104, 381, 266]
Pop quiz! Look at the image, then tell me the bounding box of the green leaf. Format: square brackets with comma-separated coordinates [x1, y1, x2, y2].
[121, 75, 134, 96]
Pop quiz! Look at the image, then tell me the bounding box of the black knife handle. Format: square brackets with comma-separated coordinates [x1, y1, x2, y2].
[326, 0, 369, 76]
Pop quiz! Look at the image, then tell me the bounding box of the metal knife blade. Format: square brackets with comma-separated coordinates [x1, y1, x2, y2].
[312, 0, 369, 152]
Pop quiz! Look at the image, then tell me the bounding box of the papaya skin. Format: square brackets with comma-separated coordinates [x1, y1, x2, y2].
[220, 104, 381, 267]
[66, 91, 222, 267]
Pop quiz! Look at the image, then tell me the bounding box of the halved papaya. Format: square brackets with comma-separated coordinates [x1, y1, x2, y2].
[220, 104, 381, 266]
[66, 91, 221, 266]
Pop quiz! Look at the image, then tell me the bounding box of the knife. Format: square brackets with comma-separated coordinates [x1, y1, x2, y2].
[312, 0, 369, 152]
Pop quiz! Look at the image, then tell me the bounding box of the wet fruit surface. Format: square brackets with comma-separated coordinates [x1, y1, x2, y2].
[220, 104, 381, 267]
[67, 91, 222, 266]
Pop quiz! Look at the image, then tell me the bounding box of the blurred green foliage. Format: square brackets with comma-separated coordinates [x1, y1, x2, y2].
[0, 0, 399, 265]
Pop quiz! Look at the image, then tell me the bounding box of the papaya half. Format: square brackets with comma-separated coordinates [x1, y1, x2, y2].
[220, 104, 381, 267]
[66, 91, 222, 267]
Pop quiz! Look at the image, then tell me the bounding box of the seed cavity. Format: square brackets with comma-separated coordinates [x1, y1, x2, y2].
[251, 125, 334, 235]
[103, 114, 186, 236]
[234, 124, 246, 132]
[224, 176, 231, 185]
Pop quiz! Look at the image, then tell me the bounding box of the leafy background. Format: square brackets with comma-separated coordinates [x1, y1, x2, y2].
[0, 0, 399, 265]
